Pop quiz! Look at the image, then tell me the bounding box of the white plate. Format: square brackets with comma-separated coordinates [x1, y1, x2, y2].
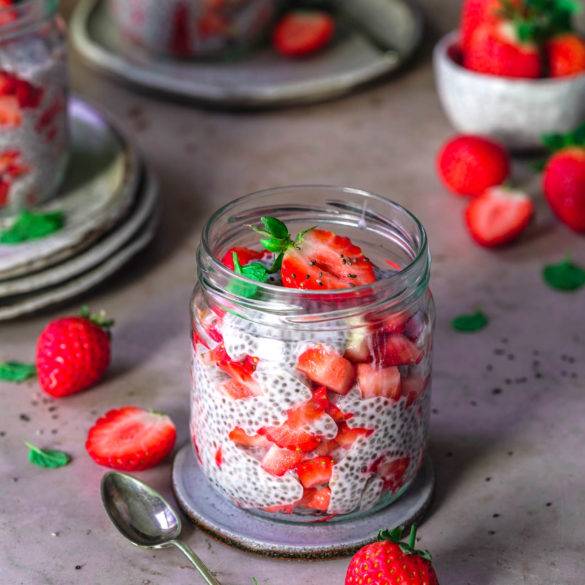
[71, 0, 423, 108]
[0, 96, 141, 279]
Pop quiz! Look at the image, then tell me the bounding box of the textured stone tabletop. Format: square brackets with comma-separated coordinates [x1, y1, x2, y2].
[1, 1, 584, 583]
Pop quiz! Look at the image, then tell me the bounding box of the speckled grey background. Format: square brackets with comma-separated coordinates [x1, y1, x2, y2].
[1, 1, 584, 584]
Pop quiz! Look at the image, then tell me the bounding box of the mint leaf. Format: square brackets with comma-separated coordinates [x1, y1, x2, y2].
[241, 262, 269, 282]
[543, 258, 585, 291]
[260, 237, 288, 253]
[451, 310, 489, 333]
[261, 216, 289, 239]
[0, 361, 36, 383]
[26, 443, 71, 469]
[0, 210, 65, 244]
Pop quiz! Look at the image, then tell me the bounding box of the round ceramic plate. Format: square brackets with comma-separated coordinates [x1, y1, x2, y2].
[71, 0, 423, 108]
[0, 96, 141, 280]
[0, 174, 158, 321]
[0, 170, 157, 298]
[172, 444, 434, 559]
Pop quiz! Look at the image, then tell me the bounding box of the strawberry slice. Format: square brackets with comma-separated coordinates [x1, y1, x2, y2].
[335, 423, 373, 448]
[86, 406, 176, 471]
[220, 247, 269, 271]
[357, 364, 401, 399]
[261, 445, 303, 476]
[273, 11, 335, 58]
[296, 456, 333, 488]
[229, 426, 271, 448]
[298, 487, 331, 511]
[297, 346, 355, 395]
[465, 186, 534, 247]
[372, 334, 423, 367]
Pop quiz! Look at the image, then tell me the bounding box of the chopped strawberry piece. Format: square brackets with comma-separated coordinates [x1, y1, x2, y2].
[220, 246, 268, 271]
[357, 364, 401, 399]
[372, 334, 423, 367]
[326, 402, 352, 423]
[264, 503, 296, 514]
[261, 445, 303, 476]
[0, 96, 22, 127]
[335, 423, 373, 448]
[296, 456, 333, 488]
[297, 346, 355, 395]
[273, 11, 335, 58]
[222, 379, 260, 399]
[0, 71, 17, 96]
[374, 456, 410, 492]
[215, 447, 223, 467]
[465, 186, 534, 247]
[313, 439, 338, 456]
[210, 344, 258, 383]
[403, 375, 430, 407]
[344, 332, 371, 363]
[299, 487, 331, 511]
[229, 426, 270, 448]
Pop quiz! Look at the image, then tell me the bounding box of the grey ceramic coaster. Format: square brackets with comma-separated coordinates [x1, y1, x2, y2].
[172, 444, 434, 559]
[71, 0, 423, 108]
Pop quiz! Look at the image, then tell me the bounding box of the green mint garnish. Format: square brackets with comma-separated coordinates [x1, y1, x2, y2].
[26, 442, 71, 469]
[0, 361, 36, 383]
[252, 216, 294, 254]
[0, 210, 65, 244]
[451, 310, 489, 333]
[543, 258, 585, 291]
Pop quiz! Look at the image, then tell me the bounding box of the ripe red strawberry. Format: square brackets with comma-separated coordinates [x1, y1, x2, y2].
[543, 147, 585, 232]
[297, 345, 356, 394]
[345, 525, 439, 585]
[229, 426, 271, 448]
[461, 0, 506, 52]
[273, 11, 335, 58]
[547, 34, 585, 78]
[357, 364, 401, 399]
[86, 406, 176, 471]
[261, 444, 303, 476]
[437, 134, 510, 197]
[464, 22, 542, 78]
[465, 186, 534, 247]
[36, 308, 113, 398]
[299, 486, 331, 511]
[220, 246, 268, 271]
[372, 333, 423, 367]
[296, 456, 333, 488]
[335, 423, 373, 448]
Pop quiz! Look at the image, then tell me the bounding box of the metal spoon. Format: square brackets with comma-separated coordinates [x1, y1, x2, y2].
[101, 472, 221, 585]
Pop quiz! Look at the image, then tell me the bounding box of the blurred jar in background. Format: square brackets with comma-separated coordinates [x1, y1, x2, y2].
[109, 0, 276, 58]
[0, 0, 69, 217]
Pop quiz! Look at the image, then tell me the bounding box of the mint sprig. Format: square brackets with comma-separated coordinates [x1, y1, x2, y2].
[0, 210, 65, 244]
[26, 442, 71, 469]
[451, 310, 489, 333]
[543, 257, 585, 291]
[0, 361, 36, 383]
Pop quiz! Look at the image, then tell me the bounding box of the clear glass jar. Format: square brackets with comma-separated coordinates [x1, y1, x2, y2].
[190, 186, 434, 522]
[0, 0, 68, 217]
[109, 0, 276, 58]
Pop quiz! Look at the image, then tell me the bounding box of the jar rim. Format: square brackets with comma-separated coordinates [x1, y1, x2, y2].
[199, 185, 430, 311]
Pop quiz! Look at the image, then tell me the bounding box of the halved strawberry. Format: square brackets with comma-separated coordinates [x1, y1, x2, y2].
[220, 247, 269, 271]
[261, 444, 303, 476]
[357, 364, 401, 399]
[297, 346, 355, 395]
[298, 487, 331, 511]
[465, 186, 534, 247]
[372, 334, 423, 367]
[273, 11, 335, 58]
[335, 423, 373, 448]
[229, 426, 271, 448]
[86, 406, 176, 471]
[296, 456, 333, 488]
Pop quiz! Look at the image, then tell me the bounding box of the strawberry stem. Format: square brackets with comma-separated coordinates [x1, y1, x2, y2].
[408, 524, 417, 549]
[80, 306, 115, 330]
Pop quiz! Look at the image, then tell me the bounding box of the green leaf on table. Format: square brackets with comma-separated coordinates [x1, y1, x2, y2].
[543, 258, 585, 291]
[251, 579, 260, 585]
[0, 210, 65, 244]
[451, 310, 489, 333]
[26, 442, 71, 469]
[0, 361, 36, 383]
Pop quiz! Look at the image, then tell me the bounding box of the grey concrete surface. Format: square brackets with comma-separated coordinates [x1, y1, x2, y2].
[1, 1, 584, 583]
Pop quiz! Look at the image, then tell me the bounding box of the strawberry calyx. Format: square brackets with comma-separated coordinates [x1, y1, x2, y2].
[80, 305, 115, 331]
[542, 122, 585, 154]
[377, 524, 432, 562]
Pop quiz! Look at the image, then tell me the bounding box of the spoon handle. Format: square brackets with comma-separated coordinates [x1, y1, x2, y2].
[172, 540, 222, 585]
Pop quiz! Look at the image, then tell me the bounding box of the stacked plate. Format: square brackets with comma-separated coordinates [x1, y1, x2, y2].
[0, 97, 159, 320]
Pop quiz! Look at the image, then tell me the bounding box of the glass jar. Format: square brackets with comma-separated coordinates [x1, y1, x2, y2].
[0, 0, 68, 217]
[109, 0, 276, 58]
[190, 186, 434, 522]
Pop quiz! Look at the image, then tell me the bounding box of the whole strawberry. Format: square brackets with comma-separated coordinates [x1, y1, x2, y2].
[36, 307, 113, 397]
[546, 33, 585, 78]
[346, 525, 439, 585]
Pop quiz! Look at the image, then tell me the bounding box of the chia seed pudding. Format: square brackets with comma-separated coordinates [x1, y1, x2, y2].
[0, 0, 68, 217]
[109, 0, 276, 58]
[190, 187, 435, 522]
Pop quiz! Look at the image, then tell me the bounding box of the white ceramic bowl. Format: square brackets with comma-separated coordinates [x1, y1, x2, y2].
[433, 31, 585, 150]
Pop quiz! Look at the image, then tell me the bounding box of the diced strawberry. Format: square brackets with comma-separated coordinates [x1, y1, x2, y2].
[273, 11, 335, 58]
[15, 79, 42, 108]
[326, 402, 352, 423]
[404, 311, 427, 341]
[0, 71, 17, 96]
[198, 308, 223, 343]
[357, 364, 401, 399]
[335, 423, 373, 448]
[264, 503, 296, 514]
[298, 487, 331, 511]
[220, 246, 267, 271]
[192, 329, 209, 349]
[297, 346, 355, 395]
[372, 334, 423, 367]
[261, 445, 303, 476]
[215, 447, 223, 467]
[312, 439, 338, 456]
[210, 344, 258, 383]
[344, 331, 371, 363]
[0, 96, 22, 126]
[373, 456, 410, 492]
[296, 456, 333, 488]
[222, 379, 259, 399]
[229, 426, 271, 448]
[403, 375, 430, 407]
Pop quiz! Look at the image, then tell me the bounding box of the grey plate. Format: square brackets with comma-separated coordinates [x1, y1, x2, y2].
[0, 170, 157, 298]
[172, 443, 434, 559]
[0, 96, 141, 280]
[71, 0, 423, 108]
[0, 173, 158, 321]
